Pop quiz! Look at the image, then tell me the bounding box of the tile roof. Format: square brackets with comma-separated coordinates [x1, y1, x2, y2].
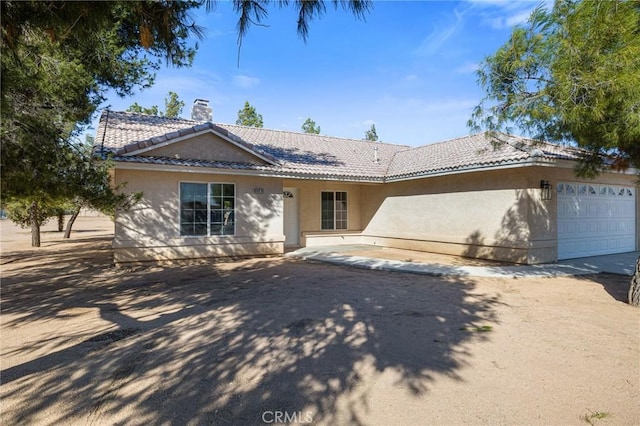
[216, 123, 407, 179]
[386, 133, 581, 179]
[96, 110, 582, 182]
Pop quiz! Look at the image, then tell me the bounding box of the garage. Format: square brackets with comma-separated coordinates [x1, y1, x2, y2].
[557, 182, 636, 260]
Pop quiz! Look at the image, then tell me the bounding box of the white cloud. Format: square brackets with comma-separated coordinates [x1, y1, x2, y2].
[466, 0, 553, 30]
[391, 73, 424, 90]
[233, 74, 260, 89]
[505, 10, 535, 26]
[155, 75, 220, 94]
[423, 98, 478, 114]
[349, 119, 376, 129]
[415, 8, 466, 56]
[363, 95, 482, 145]
[485, 10, 532, 29]
[378, 94, 477, 115]
[454, 62, 479, 75]
[204, 28, 225, 39]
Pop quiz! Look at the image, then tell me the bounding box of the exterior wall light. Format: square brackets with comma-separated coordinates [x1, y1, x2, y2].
[540, 180, 552, 201]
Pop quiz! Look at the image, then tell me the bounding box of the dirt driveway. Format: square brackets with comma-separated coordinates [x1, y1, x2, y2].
[1, 218, 639, 425]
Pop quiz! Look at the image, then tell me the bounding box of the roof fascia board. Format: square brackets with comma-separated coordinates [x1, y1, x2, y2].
[384, 159, 555, 183]
[555, 158, 639, 175]
[115, 161, 284, 178]
[554, 159, 579, 170]
[277, 173, 384, 183]
[121, 128, 277, 165]
[113, 156, 637, 184]
[113, 158, 575, 183]
[113, 161, 384, 183]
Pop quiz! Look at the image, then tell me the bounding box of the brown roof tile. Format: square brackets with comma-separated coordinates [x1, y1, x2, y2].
[96, 110, 582, 181]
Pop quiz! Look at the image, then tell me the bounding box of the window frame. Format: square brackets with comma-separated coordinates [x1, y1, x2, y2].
[320, 190, 348, 231]
[179, 181, 236, 237]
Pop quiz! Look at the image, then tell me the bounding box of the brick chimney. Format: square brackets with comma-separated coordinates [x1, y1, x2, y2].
[191, 99, 213, 122]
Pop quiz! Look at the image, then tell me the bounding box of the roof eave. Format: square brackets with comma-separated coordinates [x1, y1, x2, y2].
[554, 158, 640, 175]
[111, 157, 385, 183]
[384, 158, 555, 182]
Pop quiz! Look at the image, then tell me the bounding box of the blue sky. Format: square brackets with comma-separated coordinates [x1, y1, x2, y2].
[97, 0, 548, 147]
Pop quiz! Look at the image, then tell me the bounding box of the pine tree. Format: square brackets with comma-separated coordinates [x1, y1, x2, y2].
[470, 0, 640, 306]
[236, 101, 264, 127]
[127, 92, 185, 118]
[364, 124, 378, 141]
[301, 118, 321, 134]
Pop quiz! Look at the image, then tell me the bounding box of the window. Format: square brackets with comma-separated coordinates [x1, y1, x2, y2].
[180, 182, 235, 236]
[321, 191, 347, 230]
[210, 183, 235, 235]
[180, 183, 208, 236]
[578, 184, 587, 195]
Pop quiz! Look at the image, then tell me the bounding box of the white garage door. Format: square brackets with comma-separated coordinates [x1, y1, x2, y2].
[557, 182, 636, 260]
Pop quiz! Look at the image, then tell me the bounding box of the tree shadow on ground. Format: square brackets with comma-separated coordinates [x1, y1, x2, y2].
[573, 273, 631, 303]
[0, 237, 113, 265]
[2, 240, 501, 425]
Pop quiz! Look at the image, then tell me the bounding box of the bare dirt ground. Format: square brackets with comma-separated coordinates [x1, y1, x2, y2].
[1, 217, 639, 425]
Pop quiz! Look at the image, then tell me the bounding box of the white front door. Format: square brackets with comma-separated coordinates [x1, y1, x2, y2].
[283, 188, 299, 246]
[557, 182, 636, 260]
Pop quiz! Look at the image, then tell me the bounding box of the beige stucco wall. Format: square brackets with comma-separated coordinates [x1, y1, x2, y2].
[357, 165, 637, 263]
[140, 132, 267, 164]
[113, 159, 637, 264]
[283, 169, 556, 263]
[355, 167, 555, 264]
[282, 179, 366, 246]
[113, 168, 284, 263]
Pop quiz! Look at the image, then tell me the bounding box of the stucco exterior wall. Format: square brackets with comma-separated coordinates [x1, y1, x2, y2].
[113, 168, 284, 263]
[282, 179, 365, 246]
[354, 168, 555, 263]
[283, 168, 556, 263]
[355, 165, 637, 264]
[139, 132, 267, 164]
[113, 162, 637, 265]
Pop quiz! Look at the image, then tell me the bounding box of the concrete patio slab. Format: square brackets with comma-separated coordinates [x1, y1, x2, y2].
[286, 246, 639, 278]
[558, 251, 639, 276]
